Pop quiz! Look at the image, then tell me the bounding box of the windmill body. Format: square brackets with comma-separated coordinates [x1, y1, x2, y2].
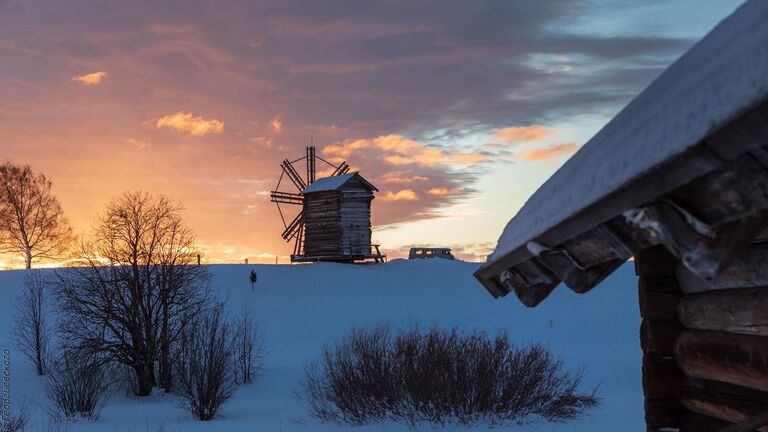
[270, 146, 386, 263]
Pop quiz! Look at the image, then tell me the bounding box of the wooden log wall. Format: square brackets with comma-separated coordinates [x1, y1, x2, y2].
[639, 243, 768, 431]
[636, 246, 685, 431]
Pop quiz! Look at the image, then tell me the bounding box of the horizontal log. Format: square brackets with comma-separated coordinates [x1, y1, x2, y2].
[644, 398, 684, 430]
[675, 330, 768, 392]
[680, 378, 768, 431]
[676, 244, 768, 294]
[680, 412, 733, 432]
[642, 320, 683, 354]
[640, 289, 681, 320]
[642, 353, 683, 399]
[678, 288, 768, 336]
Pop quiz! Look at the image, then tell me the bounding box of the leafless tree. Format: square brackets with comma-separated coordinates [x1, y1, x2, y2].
[56, 191, 209, 396]
[174, 304, 237, 421]
[232, 305, 264, 385]
[12, 271, 51, 375]
[0, 162, 72, 269]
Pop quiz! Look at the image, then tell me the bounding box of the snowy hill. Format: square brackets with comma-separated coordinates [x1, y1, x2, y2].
[0, 260, 643, 431]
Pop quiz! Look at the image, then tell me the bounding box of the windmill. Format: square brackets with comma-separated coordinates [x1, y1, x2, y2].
[270, 146, 350, 257]
[270, 145, 385, 263]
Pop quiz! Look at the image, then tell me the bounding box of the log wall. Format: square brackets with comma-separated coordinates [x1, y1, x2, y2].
[639, 244, 768, 431]
[636, 246, 685, 431]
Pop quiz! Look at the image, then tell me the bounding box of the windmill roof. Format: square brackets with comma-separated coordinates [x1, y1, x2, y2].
[302, 172, 378, 194]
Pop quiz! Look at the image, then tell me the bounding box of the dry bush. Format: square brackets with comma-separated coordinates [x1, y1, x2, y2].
[3, 403, 30, 432]
[302, 324, 599, 428]
[174, 305, 237, 420]
[232, 306, 265, 385]
[44, 354, 109, 420]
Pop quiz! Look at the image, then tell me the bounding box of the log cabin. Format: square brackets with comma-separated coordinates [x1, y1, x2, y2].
[297, 172, 385, 262]
[474, 1, 768, 430]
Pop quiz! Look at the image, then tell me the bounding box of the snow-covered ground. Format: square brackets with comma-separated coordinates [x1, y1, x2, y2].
[0, 260, 643, 431]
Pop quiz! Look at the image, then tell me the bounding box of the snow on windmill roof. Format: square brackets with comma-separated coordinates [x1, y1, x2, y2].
[302, 172, 378, 194]
[475, 0, 768, 305]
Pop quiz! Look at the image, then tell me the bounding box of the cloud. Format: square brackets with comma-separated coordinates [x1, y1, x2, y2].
[518, 142, 580, 161]
[427, 187, 457, 196]
[72, 71, 108, 86]
[324, 135, 485, 168]
[382, 189, 418, 201]
[126, 138, 151, 149]
[154, 112, 224, 136]
[271, 114, 283, 133]
[494, 125, 554, 144]
[378, 172, 429, 184]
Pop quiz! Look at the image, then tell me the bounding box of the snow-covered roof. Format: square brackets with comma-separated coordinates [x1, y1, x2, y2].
[302, 172, 378, 194]
[475, 0, 768, 305]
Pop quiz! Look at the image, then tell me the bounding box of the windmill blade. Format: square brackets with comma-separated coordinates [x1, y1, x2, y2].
[306, 146, 316, 185]
[331, 161, 350, 176]
[282, 211, 304, 240]
[282, 160, 307, 191]
[270, 191, 304, 205]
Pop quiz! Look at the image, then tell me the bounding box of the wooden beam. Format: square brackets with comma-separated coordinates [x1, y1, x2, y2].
[675, 330, 768, 393]
[677, 244, 768, 294]
[636, 246, 678, 277]
[678, 288, 768, 336]
[642, 354, 683, 399]
[680, 378, 768, 431]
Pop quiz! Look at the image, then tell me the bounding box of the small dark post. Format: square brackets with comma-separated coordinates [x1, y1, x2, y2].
[245, 258, 249, 264]
[197, 253, 201, 266]
[249, 269, 258, 292]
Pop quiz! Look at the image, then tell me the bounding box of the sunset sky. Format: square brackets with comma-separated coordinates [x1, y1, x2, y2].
[0, 0, 743, 267]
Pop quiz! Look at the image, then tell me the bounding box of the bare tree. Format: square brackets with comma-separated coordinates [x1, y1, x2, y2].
[56, 191, 208, 396]
[174, 304, 237, 421]
[0, 162, 72, 269]
[12, 271, 51, 375]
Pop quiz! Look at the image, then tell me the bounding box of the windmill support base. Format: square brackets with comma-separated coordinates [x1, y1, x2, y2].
[291, 252, 387, 264]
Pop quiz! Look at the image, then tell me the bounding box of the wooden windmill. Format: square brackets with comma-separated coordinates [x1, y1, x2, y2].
[270, 146, 385, 263]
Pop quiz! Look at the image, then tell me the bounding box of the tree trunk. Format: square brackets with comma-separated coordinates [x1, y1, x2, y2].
[160, 300, 172, 393]
[25, 246, 32, 269]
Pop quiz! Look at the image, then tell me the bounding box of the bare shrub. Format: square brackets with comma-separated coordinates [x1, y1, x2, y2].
[302, 324, 600, 428]
[3, 403, 30, 432]
[12, 271, 51, 375]
[174, 305, 237, 420]
[45, 354, 109, 420]
[232, 306, 264, 385]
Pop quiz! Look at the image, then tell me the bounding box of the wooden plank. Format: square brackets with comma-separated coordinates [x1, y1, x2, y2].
[675, 330, 768, 393]
[678, 288, 768, 336]
[680, 378, 768, 431]
[636, 246, 678, 277]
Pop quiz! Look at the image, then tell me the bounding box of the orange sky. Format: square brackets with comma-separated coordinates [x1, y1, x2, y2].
[0, 0, 742, 268]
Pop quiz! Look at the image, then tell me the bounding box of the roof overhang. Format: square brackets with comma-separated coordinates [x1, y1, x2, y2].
[475, 0, 768, 307]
